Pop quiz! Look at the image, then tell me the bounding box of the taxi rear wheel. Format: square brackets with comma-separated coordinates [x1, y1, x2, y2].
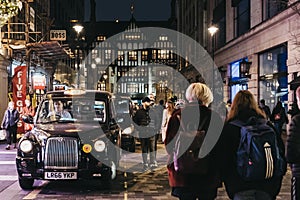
[19, 177, 34, 190]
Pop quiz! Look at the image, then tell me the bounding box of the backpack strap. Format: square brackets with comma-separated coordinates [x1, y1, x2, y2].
[230, 119, 245, 127]
[230, 116, 262, 127]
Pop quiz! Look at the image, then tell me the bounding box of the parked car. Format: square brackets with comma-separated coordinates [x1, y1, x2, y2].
[114, 96, 136, 152]
[16, 89, 121, 189]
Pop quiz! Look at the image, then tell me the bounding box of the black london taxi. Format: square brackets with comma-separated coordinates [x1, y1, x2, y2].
[16, 89, 121, 189]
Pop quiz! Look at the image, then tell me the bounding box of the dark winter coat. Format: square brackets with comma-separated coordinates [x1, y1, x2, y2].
[1, 109, 19, 129]
[220, 110, 284, 199]
[271, 106, 288, 124]
[286, 113, 300, 177]
[164, 102, 223, 190]
[133, 106, 157, 137]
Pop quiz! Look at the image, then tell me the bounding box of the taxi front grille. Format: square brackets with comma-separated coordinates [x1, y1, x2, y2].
[44, 137, 78, 169]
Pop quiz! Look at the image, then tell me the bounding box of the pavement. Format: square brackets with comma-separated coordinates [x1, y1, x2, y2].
[0, 133, 292, 199]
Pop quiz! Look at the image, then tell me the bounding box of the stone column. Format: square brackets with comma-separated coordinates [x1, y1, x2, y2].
[0, 54, 9, 122]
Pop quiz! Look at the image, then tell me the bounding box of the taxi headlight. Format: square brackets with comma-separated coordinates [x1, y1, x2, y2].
[19, 140, 33, 153]
[123, 126, 133, 134]
[94, 140, 106, 152]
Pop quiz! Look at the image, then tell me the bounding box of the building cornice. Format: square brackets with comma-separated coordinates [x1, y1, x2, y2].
[215, 5, 298, 63]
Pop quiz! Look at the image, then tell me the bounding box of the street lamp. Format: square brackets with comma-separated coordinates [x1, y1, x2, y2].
[73, 25, 83, 36]
[208, 24, 219, 93]
[240, 59, 252, 78]
[73, 24, 84, 88]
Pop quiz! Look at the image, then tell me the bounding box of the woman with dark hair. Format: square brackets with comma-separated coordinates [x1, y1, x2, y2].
[220, 90, 285, 200]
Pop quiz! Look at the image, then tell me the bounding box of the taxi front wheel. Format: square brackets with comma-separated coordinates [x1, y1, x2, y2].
[19, 177, 34, 190]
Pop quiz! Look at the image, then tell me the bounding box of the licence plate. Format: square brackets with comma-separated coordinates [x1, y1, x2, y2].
[44, 172, 77, 180]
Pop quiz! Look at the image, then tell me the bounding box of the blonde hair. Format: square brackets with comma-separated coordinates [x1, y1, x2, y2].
[227, 90, 266, 121]
[185, 83, 213, 106]
[296, 86, 300, 100]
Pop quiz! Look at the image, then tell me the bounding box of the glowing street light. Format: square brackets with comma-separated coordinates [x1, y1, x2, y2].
[208, 24, 219, 94]
[208, 25, 219, 37]
[73, 24, 83, 35]
[73, 24, 84, 88]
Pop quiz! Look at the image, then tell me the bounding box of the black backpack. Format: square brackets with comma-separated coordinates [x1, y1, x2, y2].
[230, 117, 286, 181]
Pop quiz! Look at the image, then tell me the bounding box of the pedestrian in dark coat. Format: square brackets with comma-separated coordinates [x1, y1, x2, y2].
[1, 101, 20, 150]
[271, 101, 288, 136]
[286, 86, 300, 200]
[259, 99, 271, 120]
[220, 90, 285, 200]
[165, 82, 223, 200]
[133, 97, 158, 171]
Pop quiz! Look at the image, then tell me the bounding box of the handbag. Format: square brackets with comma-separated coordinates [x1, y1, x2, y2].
[0, 129, 7, 140]
[173, 116, 209, 174]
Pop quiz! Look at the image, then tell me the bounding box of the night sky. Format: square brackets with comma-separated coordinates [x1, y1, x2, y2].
[84, 0, 172, 22]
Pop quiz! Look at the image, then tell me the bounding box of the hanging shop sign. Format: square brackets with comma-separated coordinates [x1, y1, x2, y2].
[12, 65, 27, 133]
[50, 30, 67, 41]
[32, 73, 46, 90]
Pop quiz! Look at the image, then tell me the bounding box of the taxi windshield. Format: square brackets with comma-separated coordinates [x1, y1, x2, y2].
[36, 98, 106, 124]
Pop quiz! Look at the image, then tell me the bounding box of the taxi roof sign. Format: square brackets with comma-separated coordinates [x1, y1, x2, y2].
[64, 89, 86, 96]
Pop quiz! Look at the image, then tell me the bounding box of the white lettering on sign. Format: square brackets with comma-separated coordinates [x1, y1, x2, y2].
[16, 71, 24, 103]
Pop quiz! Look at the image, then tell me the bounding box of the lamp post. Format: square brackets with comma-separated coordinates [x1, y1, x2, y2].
[208, 24, 219, 94]
[73, 24, 83, 88]
[103, 74, 108, 91]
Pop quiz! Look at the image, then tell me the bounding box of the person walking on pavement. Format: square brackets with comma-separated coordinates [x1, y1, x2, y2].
[151, 99, 165, 165]
[161, 99, 174, 143]
[259, 99, 271, 120]
[21, 99, 35, 132]
[271, 101, 288, 136]
[220, 90, 285, 200]
[1, 101, 20, 150]
[133, 97, 158, 171]
[165, 83, 223, 200]
[286, 86, 300, 200]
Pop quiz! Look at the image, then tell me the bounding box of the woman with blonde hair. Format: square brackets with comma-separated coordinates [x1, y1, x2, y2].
[220, 90, 285, 200]
[165, 82, 223, 200]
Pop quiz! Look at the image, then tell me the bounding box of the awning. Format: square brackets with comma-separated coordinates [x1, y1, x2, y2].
[26, 41, 73, 61]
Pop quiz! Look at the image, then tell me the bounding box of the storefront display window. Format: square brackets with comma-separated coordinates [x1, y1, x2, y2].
[259, 45, 288, 110]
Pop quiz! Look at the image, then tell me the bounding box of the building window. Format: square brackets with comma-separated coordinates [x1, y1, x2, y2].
[263, 0, 288, 20]
[234, 0, 250, 37]
[92, 49, 97, 59]
[118, 51, 124, 61]
[127, 83, 139, 93]
[159, 36, 168, 41]
[152, 49, 157, 60]
[128, 51, 137, 61]
[158, 50, 169, 60]
[213, 0, 226, 49]
[259, 45, 288, 110]
[141, 50, 148, 61]
[97, 35, 106, 41]
[105, 50, 111, 60]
